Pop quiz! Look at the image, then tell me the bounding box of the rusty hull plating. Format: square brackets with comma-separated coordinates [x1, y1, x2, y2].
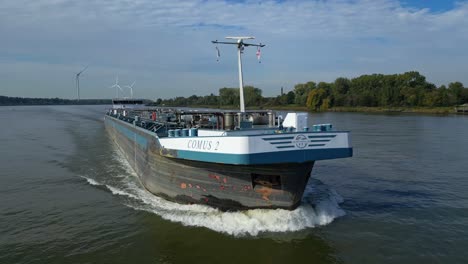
[104, 115, 315, 211]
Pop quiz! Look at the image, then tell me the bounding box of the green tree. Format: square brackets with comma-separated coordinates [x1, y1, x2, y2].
[286, 91, 295, 104]
[243, 86, 263, 106]
[448, 82, 464, 105]
[461, 88, 468, 104]
[219, 87, 239, 106]
[332, 77, 350, 106]
[306, 88, 328, 111]
[294, 81, 316, 106]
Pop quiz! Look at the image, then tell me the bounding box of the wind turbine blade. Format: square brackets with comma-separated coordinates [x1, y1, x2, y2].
[78, 65, 89, 75]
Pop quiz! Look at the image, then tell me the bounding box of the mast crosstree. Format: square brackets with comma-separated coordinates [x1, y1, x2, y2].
[212, 37, 265, 113]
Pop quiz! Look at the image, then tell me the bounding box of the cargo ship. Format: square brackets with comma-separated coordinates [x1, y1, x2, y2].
[104, 37, 352, 210]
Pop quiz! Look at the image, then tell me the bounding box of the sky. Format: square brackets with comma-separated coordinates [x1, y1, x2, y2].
[1, 0, 468, 99]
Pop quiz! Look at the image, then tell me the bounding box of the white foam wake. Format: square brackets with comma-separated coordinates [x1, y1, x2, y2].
[81, 176, 100, 186]
[83, 175, 345, 236]
[82, 144, 346, 236]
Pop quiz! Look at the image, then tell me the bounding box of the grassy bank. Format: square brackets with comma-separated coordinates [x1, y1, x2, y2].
[185, 104, 456, 114]
[328, 106, 455, 114]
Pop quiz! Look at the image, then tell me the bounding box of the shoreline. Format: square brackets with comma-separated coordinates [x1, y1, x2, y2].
[2, 103, 464, 115]
[188, 105, 460, 115]
[327, 106, 456, 114]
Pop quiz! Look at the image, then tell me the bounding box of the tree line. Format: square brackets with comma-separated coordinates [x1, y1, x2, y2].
[0, 96, 112, 106]
[4, 71, 466, 110]
[301, 71, 468, 111]
[155, 71, 468, 110]
[153, 86, 264, 107]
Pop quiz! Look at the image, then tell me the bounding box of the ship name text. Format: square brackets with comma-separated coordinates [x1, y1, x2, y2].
[187, 140, 220, 151]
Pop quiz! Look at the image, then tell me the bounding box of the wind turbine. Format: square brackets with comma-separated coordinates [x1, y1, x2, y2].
[212, 37, 265, 113]
[109, 76, 123, 98]
[75, 66, 88, 100]
[124, 81, 135, 99]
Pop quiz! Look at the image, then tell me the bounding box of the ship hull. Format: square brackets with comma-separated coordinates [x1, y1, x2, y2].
[104, 116, 315, 210]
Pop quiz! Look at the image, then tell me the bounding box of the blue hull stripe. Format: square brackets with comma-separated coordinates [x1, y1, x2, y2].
[106, 118, 148, 149]
[276, 146, 295, 149]
[106, 116, 352, 165]
[270, 141, 293, 145]
[262, 136, 295, 141]
[308, 135, 336, 138]
[174, 148, 353, 165]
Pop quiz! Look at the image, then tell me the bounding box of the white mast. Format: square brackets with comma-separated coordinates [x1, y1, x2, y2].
[212, 37, 264, 113]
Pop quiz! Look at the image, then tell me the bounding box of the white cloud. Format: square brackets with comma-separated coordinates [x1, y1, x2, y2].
[1, 0, 468, 98]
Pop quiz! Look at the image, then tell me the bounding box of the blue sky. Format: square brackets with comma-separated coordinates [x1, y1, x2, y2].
[402, 0, 455, 12]
[1, 0, 468, 99]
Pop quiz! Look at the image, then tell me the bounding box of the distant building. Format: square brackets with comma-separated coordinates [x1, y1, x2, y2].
[455, 103, 468, 113]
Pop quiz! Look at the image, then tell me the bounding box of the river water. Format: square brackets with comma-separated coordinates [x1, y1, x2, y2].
[1, 105, 467, 263]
